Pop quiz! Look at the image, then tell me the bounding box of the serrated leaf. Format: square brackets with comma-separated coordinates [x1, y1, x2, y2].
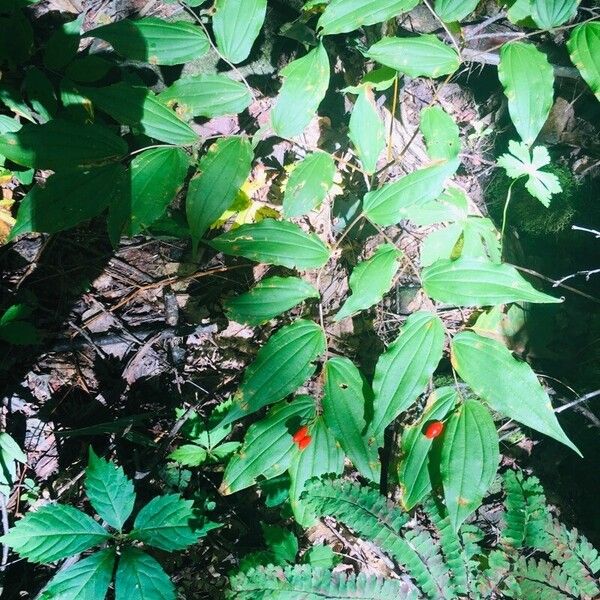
[85, 18, 209, 66]
[567, 22, 600, 102]
[434, 0, 480, 23]
[43, 14, 83, 70]
[271, 43, 330, 138]
[420, 106, 460, 161]
[283, 151, 336, 217]
[531, 0, 579, 29]
[451, 331, 580, 455]
[317, 0, 419, 35]
[363, 162, 456, 226]
[85, 448, 135, 531]
[498, 42, 554, 146]
[219, 320, 326, 425]
[39, 549, 115, 600]
[370, 311, 445, 442]
[440, 399, 500, 531]
[262, 523, 299, 564]
[159, 74, 252, 119]
[78, 82, 197, 145]
[366, 35, 460, 78]
[399, 387, 459, 510]
[422, 257, 561, 306]
[115, 548, 175, 600]
[335, 244, 402, 321]
[212, 0, 267, 64]
[131, 494, 198, 551]
[0, 504, 109, 563]
[186, 136, 253, 252]
[211, 219, 330, 269]
[348, 86, 386, 174]
[323, 358, 380, 481]
[221, 396, 316, 494]
[0, 119, 127, 170]
[169, 444, 208, 467]
[225, 276, 319, 325]
[289, 418, 344, 527]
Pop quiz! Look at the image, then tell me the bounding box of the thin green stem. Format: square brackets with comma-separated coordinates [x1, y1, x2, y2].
[501, 179, 517, 258]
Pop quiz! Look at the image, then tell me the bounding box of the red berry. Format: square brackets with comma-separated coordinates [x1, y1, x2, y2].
[424, 420, 444, 439]
[298, 435, 312, 450]
[292, 426, 309, 442]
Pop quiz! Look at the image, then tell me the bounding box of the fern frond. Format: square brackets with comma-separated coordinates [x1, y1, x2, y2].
[475, 549, 513, 599]
[511, 557, 579, 600]
[302, 478, 455, 599]
[226, 564, 418, 599]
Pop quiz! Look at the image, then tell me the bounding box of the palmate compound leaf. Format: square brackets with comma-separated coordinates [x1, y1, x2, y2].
[85, 448, 135, 531]
[451, 331, 581, 455]
[498, 42, 554, 146]
[531, 0, 579, 29]
[335, 243, 402, 321]
[210, 219, 330, 269]
[434, 0, 480, 23]
[422, 257, 561, 306]
[224, 276, 319, 326]
[0, 504, 110, 563]
[220, 395, 316, 495]
[219, 320, 326, 426]
[39, 549, 115, 600]
[115, 548, 175, 600]
[567, 22, 600, 102]
[440, 399, 500, 532]
[271, 43, 330, 138]
[369, 311, 445, 444]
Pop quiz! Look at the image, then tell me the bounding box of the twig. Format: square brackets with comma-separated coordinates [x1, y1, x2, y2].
[572, 225, 600, 238]
[0, 493, 9, 574]
[422, 0, 462, 57]
[466, 12, 507, 38]
[555, 389, 600, 414]
[553, 269, 600, 286]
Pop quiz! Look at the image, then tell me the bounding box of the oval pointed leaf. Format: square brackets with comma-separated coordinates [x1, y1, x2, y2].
[271, 44, 330, 138]
[221, 396, 316, 494]
[370, 311, 445, 442]
[498, 42, 554, 146]
[85, 18, 209, 65]
[366, 35, 460, 78]
[434, 0, 480, 23]
[451, 331, 580, 455]
[159, 74, 252, 119]
[43, 14, 83, 71]
[211, 219, 330, 269]
[567, 23, 600, 102]
[283, 151, 336, 217]
[440, 399, 500, 531]
[531, 0, 579, 29]
[220, 320, 326, 425]
[323, 357, 380, 481]
[115, 549, 175, 600]
[225, 276, 319, 325]
[318, 0, 419, 35]
[212, 0, 267, 64]
[335, 244, 402, 321]
[422, 257, 561, 306]
[420, 106, 460, 161]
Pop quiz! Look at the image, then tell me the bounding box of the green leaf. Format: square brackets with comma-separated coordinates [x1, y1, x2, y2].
[451, 331, 580, 455]
[440, 399, 500, 531]
[370, 311, 445, 443]
[24, 67, 58, 122]
[363, 162, 456, 226]
[39, 549, 115, 600]
[365, 35, 461, 78]
[65, 56, 114, 83]
[498, 42, 554, 146]
[0, 433, 26, 496]
[567, 23, 600, 102]
[304, 544, 339, 568]
[186, 136, 253, 251]
[85, 18, 209, 66]
[422, 257, 561, 306]
[219, 320, 326, 425]
[225, 276, 319, 325]
[262, 524, 298, 564]
[434, 0, 480, 23]
[43, 14, 83, 70]
[85, 448, 135, 531]
[169, 444, 208, 467]
[159, 74, 252, 119]
[288, 417, 344, 526]
[402, 186, 469, 226]
[115, 548, 175, 600]
[212, 0, 267, 64]
[335, 244, 402, 321]
[271, 43, 330, 138]
[0, 2, 33, 66]
[398, 387, 458, 510]
[323, 358, 380, 481]
[420, 106, 461, 161]
[348, 86, 386, 174]
[0, 504, 109, 563]
[317, 0, 419, 35]
[283, 151, 336, 217]
[419, 222, 463, 267]
[531, 0, 579, 29]
[0, 120, 127, 170]
[211, 219, 330, 269]
[221, 396, 315, 494]
[78, 82, 198, 146]
[131, 494, 198, 551]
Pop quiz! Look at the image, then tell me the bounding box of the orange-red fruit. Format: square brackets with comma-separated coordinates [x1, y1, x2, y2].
[292, 426, 309, 442]
[298, 435, 312, 450]
[424, 420, 444, 439]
